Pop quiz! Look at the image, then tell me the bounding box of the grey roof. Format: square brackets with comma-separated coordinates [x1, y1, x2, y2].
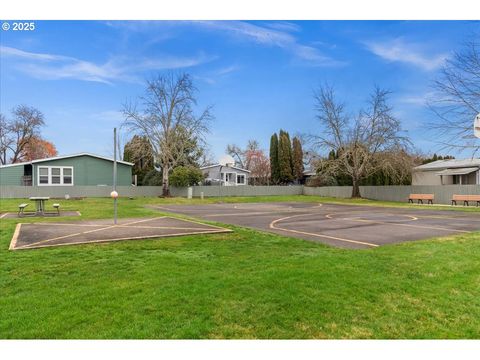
[413, 158, 480, 171]
[200, 164, 251, 173]
[436, 167, 479, 176]
[0, 153, 134, 168]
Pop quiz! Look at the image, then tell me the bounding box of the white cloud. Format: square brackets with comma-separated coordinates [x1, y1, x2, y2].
[396, 91, 436, 106]
[0, 46, 215, 84]
[215, 64, 241, 76]
[364, 38, 448, 71]
[110, 21, 344, 67]
[192, 21, 342, 66]
[262, 21, 301, 33]
[0, 46, 70, 62]
[193, 64, 241, 85]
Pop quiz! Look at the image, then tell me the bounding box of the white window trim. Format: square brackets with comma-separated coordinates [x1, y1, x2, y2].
[37, 166, 74, 186]
[236, 174, 246, 185]
[225, 172, 236, 184]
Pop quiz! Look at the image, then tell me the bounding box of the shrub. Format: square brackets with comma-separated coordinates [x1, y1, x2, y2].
[142, 169, 163, 186]
[305, 174, 338, 187]
[169, 166, 203, 187]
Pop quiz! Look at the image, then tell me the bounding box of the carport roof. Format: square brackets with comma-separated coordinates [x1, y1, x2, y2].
[436, 167, 479, 176]
[414, 158, 480, 171]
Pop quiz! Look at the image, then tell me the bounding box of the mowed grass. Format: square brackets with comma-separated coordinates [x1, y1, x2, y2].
[1, 195, 480, 339]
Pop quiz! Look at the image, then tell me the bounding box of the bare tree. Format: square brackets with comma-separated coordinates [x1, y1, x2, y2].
[247, 149, 270, 185]
[226, 139, 260, 169]
[1, 105, 45, 164]
[0, 114, 13, 165]
[122, 73, 212, 196]
[312, 84, 410, 198]
[226, 144, 245, 168]
[429, 35, 480, 155]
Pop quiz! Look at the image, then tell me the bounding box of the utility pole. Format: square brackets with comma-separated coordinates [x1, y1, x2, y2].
[112, 127, 118, 224]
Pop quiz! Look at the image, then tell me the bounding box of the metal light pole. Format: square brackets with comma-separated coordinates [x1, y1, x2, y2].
[112, 128, 118, 224]
[474, 113, 480, 139]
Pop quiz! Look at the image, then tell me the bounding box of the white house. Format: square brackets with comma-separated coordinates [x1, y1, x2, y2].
[200, 155, 250, 186]
[412, 158, 480, 185]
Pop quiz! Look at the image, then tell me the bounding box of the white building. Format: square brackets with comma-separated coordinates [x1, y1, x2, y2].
[412, 158, 480, 185]
[200, 155, 250, 186]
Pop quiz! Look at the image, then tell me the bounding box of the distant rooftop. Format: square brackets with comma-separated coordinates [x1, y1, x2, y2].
[0, 153, 134, 168]
[413, 158, 480, 171]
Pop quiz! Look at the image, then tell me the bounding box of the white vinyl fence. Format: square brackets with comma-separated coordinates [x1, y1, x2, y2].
[0, 185, 163, 199]
[170, 185, 304, 198]
[304, 185, 480, 205]
[0, 185, 303, 199]
[1, 184, 479, 205]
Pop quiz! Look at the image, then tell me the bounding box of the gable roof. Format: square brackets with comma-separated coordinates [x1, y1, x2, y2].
[413, 158, 480, 171]
[200, 164, 251, 173]
[0, 153, 134, 168]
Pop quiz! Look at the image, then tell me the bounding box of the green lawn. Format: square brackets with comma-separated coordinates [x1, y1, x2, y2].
[1, 195, 480, 339]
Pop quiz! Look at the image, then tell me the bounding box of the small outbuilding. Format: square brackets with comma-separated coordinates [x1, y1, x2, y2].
[0, 153, 133, 187]
[412, 158, 480, 185]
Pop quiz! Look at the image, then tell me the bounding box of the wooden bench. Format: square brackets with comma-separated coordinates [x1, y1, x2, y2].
[408, 194, 434, 205]
[52, 203, 61, 215]
[18, 203, 29, 217]
[451, 195, 480, 206]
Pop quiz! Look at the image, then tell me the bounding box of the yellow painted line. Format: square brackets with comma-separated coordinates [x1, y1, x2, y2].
[31, 217, 167, 228]
[9, 223, 22, 250]
[408, 214, 480, 222]
[325, 213, 470, 233]
[169, 216, 233, 231]
[19, 217, 168, 248]
[116, 224, 218, 231]
[324, 210, 372, 219]
[32, 223, 111, 227]
[14, 216, 233, 250]
[342, 215, 418, 222]
[326, 213, 418, 222]
[269, 214, 378, 248]
[15, 229, 232, 250]
[200, 203, 325, 218]
[0, 213, 8, 219]
[120, 217, 167, 226]
[204, 211, 293, 217]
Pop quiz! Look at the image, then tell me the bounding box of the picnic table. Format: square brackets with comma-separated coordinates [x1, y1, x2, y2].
[29, 197, 50, 215]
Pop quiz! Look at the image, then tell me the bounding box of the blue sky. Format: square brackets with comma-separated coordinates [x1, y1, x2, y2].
[1, 20, 477, 160]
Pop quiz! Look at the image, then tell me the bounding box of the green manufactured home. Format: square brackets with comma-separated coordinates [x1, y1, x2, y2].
[0, 153, 133, 187]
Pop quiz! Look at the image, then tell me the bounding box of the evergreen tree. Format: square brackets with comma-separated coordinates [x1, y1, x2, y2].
[269, 133, 280, 184]
[278, 130, 293, 183]
[328, 149, 336, 160]
[123, 135, 155, 185]
[292, 136, 304, 183]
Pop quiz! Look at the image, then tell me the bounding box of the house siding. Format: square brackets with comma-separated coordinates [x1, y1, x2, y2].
[201, 165, 249, 185]
[412, 170, 442, 185]
[1, 155, 132, 187]
[412, 169, 479, 185]
[33, 156, 132, 186]
[0, 165, 25, 186]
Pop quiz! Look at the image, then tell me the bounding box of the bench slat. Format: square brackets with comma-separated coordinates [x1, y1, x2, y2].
[452, 195, 480, 201]
[409, 194, 434, 200]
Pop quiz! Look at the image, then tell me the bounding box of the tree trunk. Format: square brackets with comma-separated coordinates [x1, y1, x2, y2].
[351, 178, 361, 198]
[162, 166, 170, 197]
